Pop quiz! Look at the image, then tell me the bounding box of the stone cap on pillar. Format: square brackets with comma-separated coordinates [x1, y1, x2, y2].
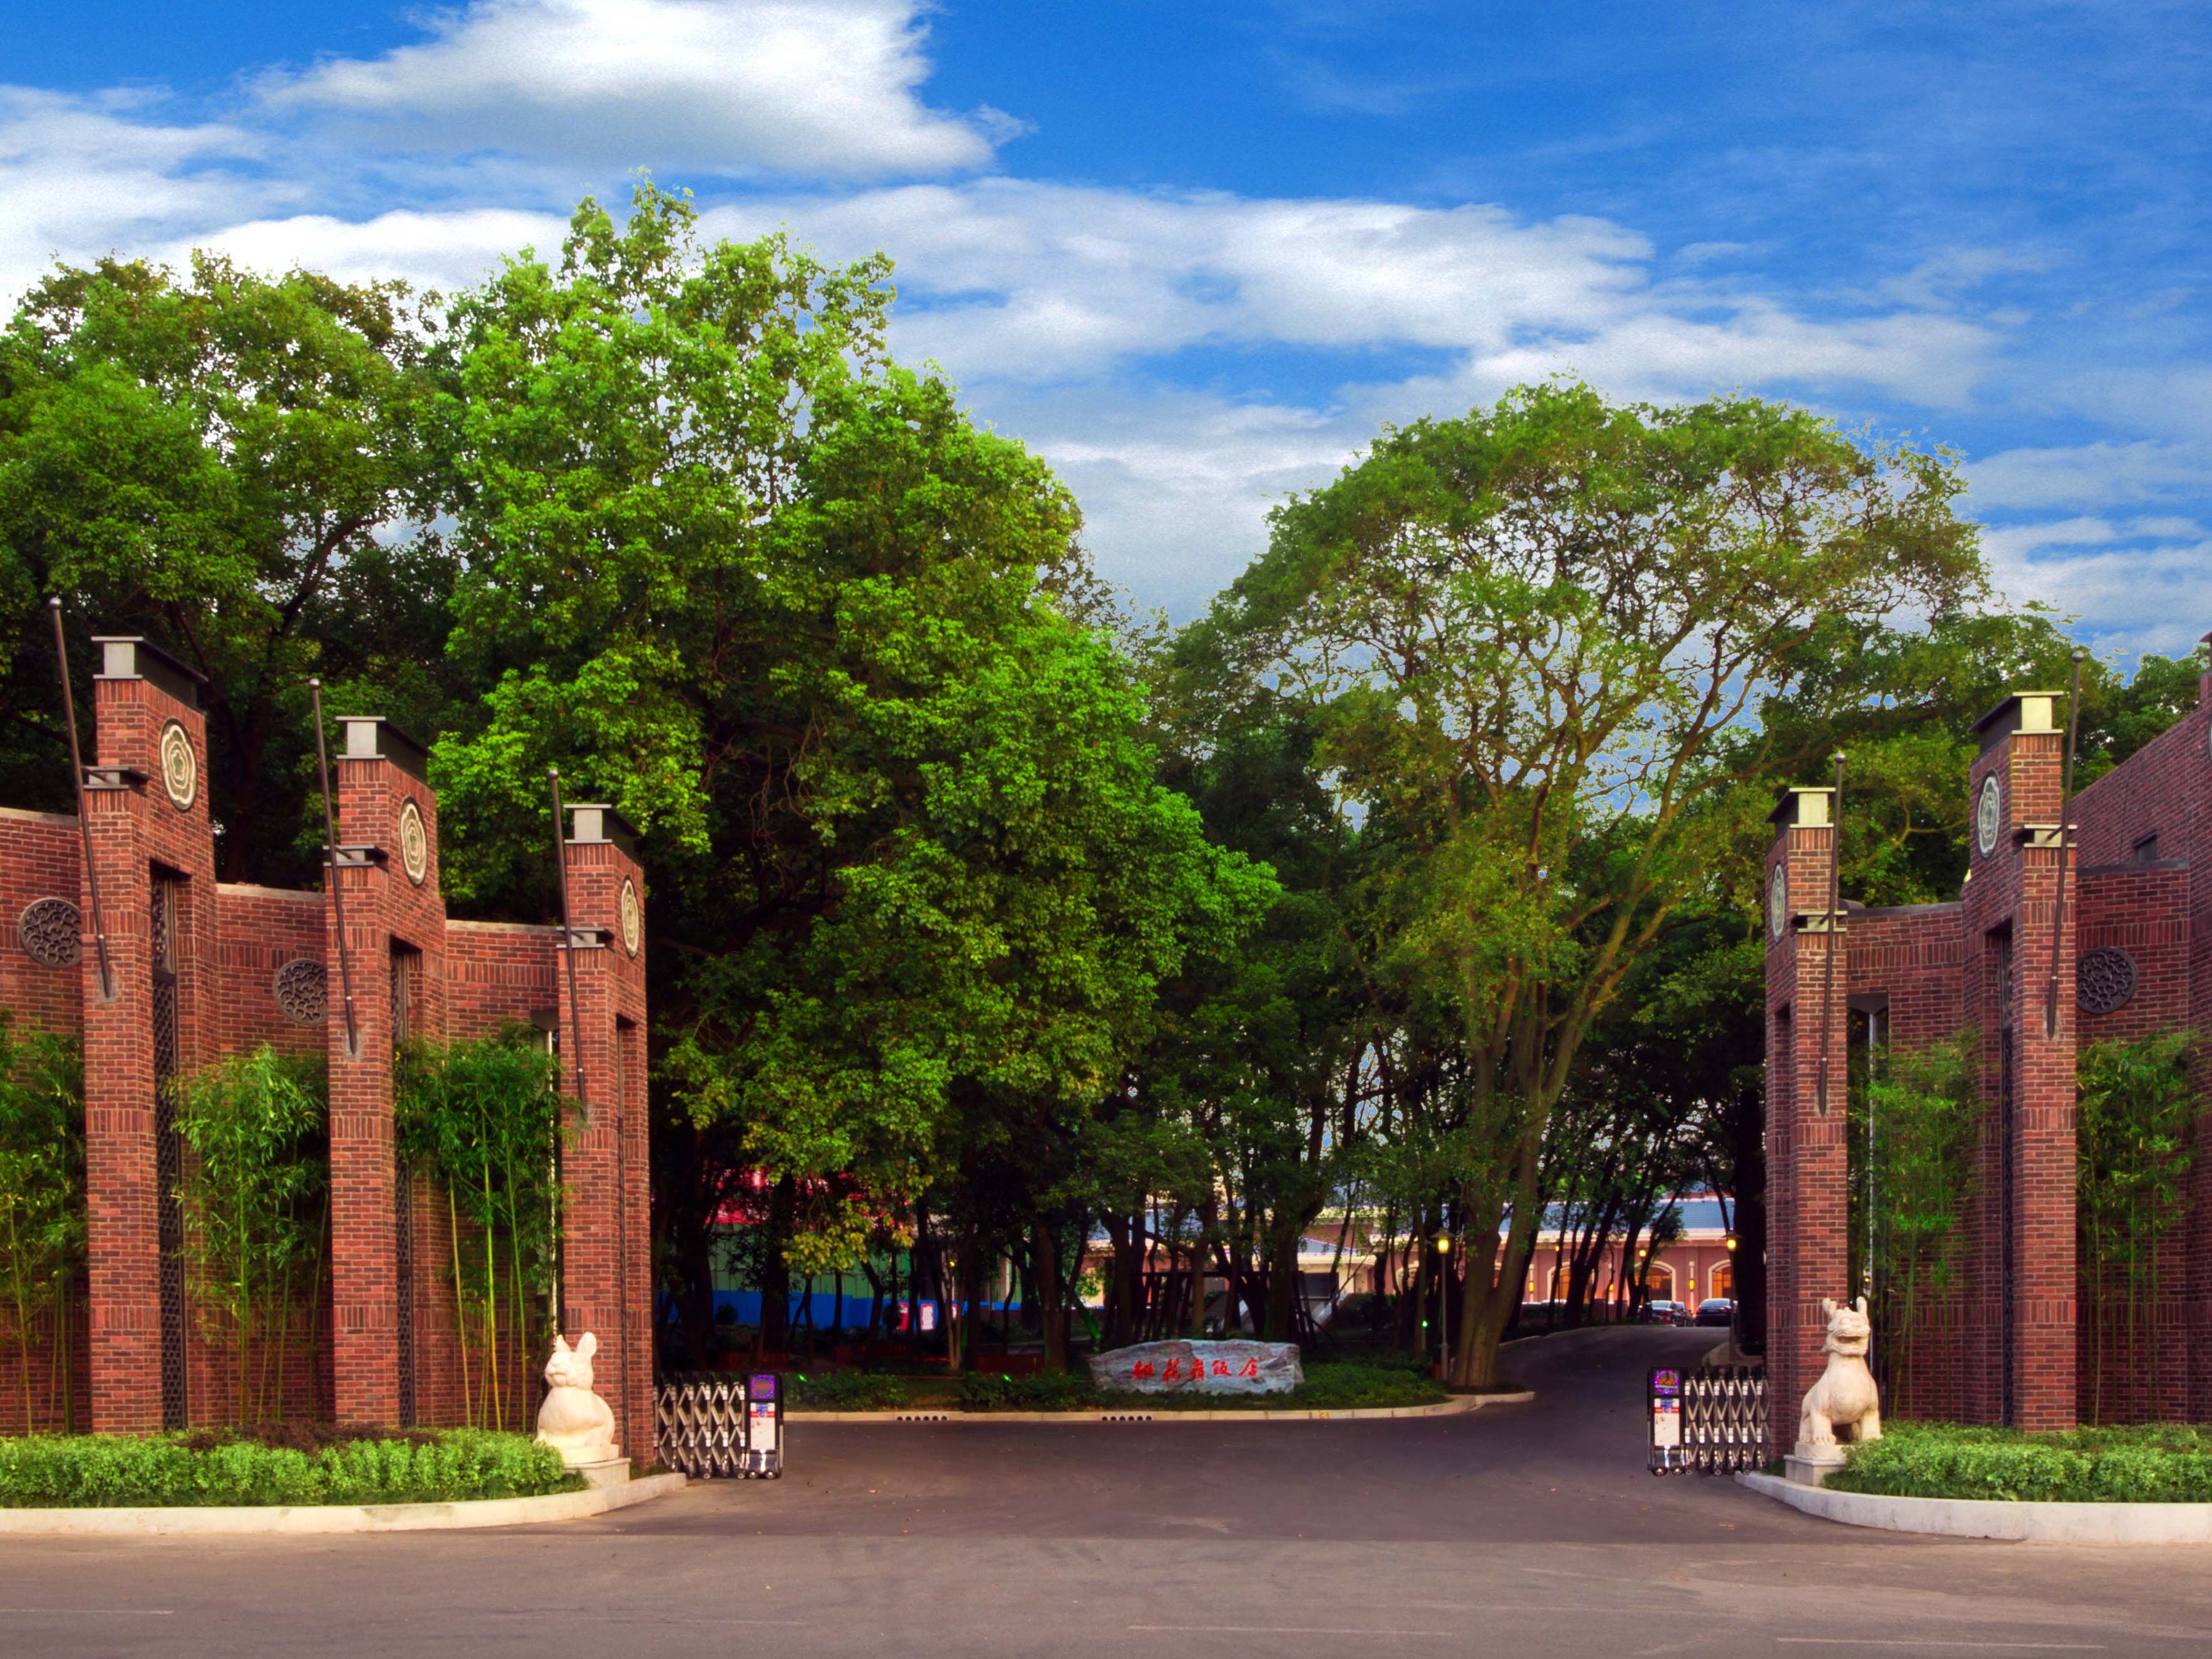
[90, 636, 206, 710]
[339, 716, 431, 783]
[566, 803, 639, 855]
[1971, 690, 2063, 754]
[1768, 785, 1833, 837]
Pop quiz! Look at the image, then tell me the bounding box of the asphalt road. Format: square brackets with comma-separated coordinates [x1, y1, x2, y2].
[5, 1326, 2209, 1658]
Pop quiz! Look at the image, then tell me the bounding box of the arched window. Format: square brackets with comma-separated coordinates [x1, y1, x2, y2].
[1645, 1261, 1675, 1300]
[1710, 1261, 1734, 1300]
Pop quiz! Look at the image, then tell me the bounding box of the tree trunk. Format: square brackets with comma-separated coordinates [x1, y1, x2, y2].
[760, 1174, 795, 1353]
[1035, 1220, 1068, 1372]
[1264, 1221, 1300, 1341]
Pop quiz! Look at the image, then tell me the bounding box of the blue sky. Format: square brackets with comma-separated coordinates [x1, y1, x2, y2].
[4, 1, 2209, 651]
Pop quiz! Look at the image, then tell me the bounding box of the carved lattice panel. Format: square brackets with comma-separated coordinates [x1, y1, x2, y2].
[2076, 946, 2137, 1016]
[17, 897, 82, 968]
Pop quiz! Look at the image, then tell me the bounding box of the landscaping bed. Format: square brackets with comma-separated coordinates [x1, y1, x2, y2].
[0, 1426, 580, 1508]
[1826, 1422, 2212, 1503]
[788, 1357, 1458, 1414]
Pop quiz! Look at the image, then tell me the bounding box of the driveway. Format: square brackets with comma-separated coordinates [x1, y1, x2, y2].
[3, 1326, 2207, 1656]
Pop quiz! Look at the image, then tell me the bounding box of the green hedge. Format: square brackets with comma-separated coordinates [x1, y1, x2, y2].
[1827, 1423, 2212, 1503]
[788, 1371, 915, 1410]
[0, 1429, 580, 1507]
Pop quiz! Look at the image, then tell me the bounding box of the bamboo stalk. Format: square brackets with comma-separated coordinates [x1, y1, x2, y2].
[450, 1184, 473, 1427]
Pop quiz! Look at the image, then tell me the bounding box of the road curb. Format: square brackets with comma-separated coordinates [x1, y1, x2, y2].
[0, 1472, 688, 1536]
[1737, 1470, 2212, 1543]
[790, 1391, 1535, 1424]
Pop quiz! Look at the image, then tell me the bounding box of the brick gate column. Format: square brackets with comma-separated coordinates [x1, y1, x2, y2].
[1763, 785, 1849, 1457]
[1961, 691, 2078, 1430]
[326, 716, 442, 1428]
[83, 637, 214, 1433]
[555, 804, 651, 1464]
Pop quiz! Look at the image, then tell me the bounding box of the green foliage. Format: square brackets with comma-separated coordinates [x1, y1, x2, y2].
[0, 1429, 576, 1507]
[787, 1371, 913, 1410]
[0, 254, 458, 881]
[177, 1047, 328, 1425]
[1848, 1035, 1980, 1403]
[2077, 1031, 2198, 1422]
[1828, 1421, 2212, 1502]
[394, 1030, 563, 1431]
[0, 1018, 85, 1433]
[1181, 380, 1987, 1383]
[427, 183, 1271, 1306]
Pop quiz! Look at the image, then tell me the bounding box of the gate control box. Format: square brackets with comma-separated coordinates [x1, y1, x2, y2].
[742, 1371, 784, 1478]
[1647, 1367, 1687, 1476]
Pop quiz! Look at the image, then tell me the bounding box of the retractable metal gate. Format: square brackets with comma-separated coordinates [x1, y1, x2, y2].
[657, 1372, 785, 1479]
[1648, 1365, 1767, 1476]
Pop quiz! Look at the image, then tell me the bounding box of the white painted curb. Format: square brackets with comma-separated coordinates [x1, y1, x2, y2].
[1739, 1470, 2212, 1544]
[0, 1471, 686, 1536]
[790, 1391, 1534, 1424]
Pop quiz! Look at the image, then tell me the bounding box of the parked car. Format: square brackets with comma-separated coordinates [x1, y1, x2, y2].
[1695, 1297, 1735, 1328]
[1644, 1299, 1689, 1326]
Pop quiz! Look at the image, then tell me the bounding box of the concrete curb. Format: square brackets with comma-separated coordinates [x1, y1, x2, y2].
[1737, 1470, 2212, 1543]
[0, 1472, 686, 1536]
[790, 1391, 1534, 1424]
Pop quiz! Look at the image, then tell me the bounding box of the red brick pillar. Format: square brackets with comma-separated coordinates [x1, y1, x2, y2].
[82, 637, 216, 1432]
[327, 716, 446, 1428]
[555, 804, 652, 1465]
[1762, 785, 1850, 1456]
[1961, 692, 2077, 1430]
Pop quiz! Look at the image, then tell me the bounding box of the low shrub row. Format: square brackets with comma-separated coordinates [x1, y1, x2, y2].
[0, 1429, 579, 1508]
[1829, 1423, 2212, 1504]
[780, 1356, 1456, 1414]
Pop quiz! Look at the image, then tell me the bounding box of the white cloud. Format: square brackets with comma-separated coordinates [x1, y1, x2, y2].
[183, 207, 571, 296]
[1981, 515, 2212, 658]
[0, 87, 269, 299]
[260, 0, 998, 180]
[706, 182, 1997, 406]
[1970, 440, 2212, 512]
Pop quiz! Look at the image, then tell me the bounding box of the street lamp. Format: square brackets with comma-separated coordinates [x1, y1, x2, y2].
[1434, 1232, 1452, 1383]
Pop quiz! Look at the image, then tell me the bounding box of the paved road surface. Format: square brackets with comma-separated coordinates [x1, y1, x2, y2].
[4, 1326, 2207, 1657]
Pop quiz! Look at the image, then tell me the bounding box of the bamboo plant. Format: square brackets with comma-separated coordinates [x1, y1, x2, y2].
[1847, 1032, 1979, 1412]
[0, 1015, 86, 1435]
[394, 1028, 564, 1430]
[176, 1046, 329, 1425]
[2077, 1030, 2196, 1424]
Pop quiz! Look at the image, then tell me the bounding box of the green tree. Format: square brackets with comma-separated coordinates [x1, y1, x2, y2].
[0, 254, 455, 881]
[432, 186, 1269, 1363]
[1184, 383, 1985, 1385]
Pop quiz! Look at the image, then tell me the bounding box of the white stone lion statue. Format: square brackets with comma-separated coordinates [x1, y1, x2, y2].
[536, 1331, 619, 1466]
[1797, 1295, 1881, 1451]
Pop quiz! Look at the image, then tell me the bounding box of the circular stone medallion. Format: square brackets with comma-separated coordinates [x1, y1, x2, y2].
[2077, 946, 2137, 1016]
[619, 876, 643, 957]
[1767, 864, 1789, 943]
[1975, 772, 2002, 859]
[17, 897, 83, 968]
[397, 798, 429, 886]
[272, 958, 329, 1026]
[159, 721, 197, 812]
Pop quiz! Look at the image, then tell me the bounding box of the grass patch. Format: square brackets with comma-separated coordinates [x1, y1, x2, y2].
[1826, 1422, 2212, 1503]
[0, 1428, 580, 1507]
[787, 1372, 916, 1411]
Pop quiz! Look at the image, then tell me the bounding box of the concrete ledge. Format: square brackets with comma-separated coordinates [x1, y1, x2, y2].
[0, 1472, 685, 1536]
[790, 1392, 1534, 1424]
[1739, 1470, 2212, 1543]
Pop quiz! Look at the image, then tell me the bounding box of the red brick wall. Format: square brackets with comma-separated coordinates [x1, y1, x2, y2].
[1764, 801, 1851, 1455]
[2, 680, 654, 1444]
[0, 809, 87, 1043]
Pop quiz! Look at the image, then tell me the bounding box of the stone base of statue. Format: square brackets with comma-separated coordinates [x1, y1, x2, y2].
[1786, 1441, 1848, 1487]
[571, 1456, 633, 1490]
